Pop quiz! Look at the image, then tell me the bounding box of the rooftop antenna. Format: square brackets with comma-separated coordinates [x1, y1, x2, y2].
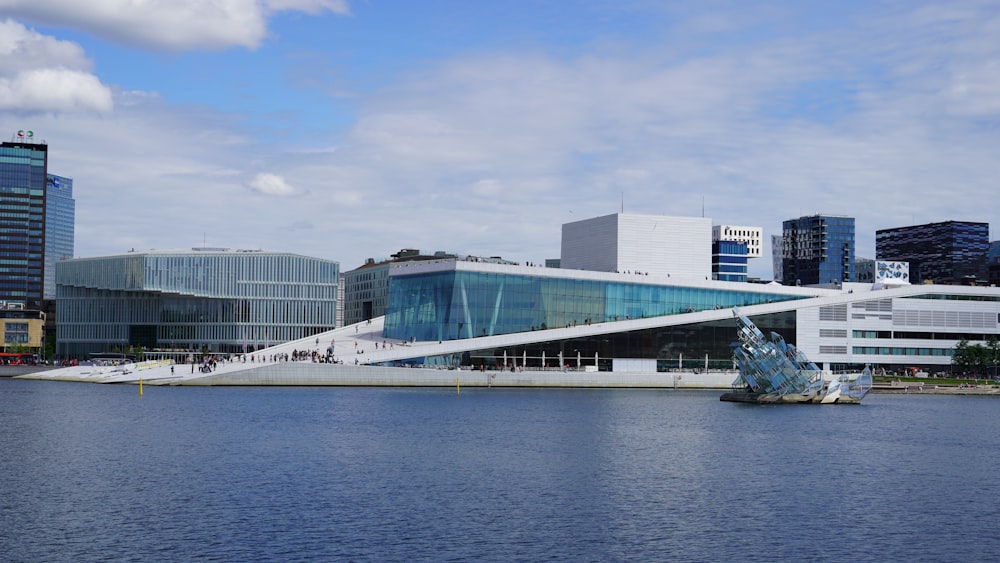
[620, 190, 624, 214]
[702, 196, 705, 218]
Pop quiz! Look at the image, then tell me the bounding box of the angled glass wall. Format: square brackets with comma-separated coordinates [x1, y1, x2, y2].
[383, 269, 804, 342]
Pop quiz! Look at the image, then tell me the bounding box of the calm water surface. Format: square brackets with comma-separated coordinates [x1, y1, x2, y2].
[2, 379, 998, 562]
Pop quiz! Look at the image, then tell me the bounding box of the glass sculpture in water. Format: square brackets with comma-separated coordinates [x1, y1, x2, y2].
[724, 309, 871, 404]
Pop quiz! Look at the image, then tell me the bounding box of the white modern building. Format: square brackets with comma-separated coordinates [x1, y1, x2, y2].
[561, 213, 712, 280]
[30, 257, 1000, 386]
[713, 225, 762, 258]
[381, 262, 1000, 375]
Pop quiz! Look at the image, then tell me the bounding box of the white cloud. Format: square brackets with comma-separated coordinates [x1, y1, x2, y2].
[0, 68, 112, 113]
[0, 19, 112, 113]
[0, 18, 92, 72]
[2, 0, 998, 280]
[0, 0, 350, 51]
[470, 179, 503, 198]
[247, 172, 297, 196]
[265, 0, 349, 16]
[300, 1, 1000, 272]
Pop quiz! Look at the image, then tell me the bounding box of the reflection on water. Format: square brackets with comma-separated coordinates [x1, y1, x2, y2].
[2, 379, 998, 561]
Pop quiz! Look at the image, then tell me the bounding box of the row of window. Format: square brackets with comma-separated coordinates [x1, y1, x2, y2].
[57, 254, 339, 299]
[58, 323, 330, 345]
[853, 330, 997, 341]
[58, 296, 337, 325]
[852, 347, 954, 356]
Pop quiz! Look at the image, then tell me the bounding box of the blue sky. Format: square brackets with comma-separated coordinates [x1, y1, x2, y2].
[1, 0, 998, 278]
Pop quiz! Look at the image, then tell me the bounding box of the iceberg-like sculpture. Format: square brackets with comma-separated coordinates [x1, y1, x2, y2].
[721, 309, 872, 404]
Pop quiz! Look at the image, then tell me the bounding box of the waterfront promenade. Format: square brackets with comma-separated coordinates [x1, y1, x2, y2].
[16, 317, 738, 388]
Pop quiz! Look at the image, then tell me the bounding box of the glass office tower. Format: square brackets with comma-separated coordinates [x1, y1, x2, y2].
[711, 240, 749, 282]
[55, 249, 340, 359]
[44, 174, 74, 300]
[876, 221, 989, 284]
[782, 215, 855, 286]
[0, 141, 48, 308]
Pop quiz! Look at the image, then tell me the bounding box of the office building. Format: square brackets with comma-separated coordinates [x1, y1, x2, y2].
[876, 221, 989, 284]
[711, 240, 749, 282]
[55, 249, 339, 359]
[988, 241, 1000, 287]
[0, 139, 49, 309]
[0, 304, 46, 352]
[855, 258, 875, 284]
[561, 213, 712, 279]
[710, 224, 759, 283]
[771, 234, 783, 281]
[712, 225, 762, 257]
[44, 174, 75, 300]
[782, 215, 855, 286]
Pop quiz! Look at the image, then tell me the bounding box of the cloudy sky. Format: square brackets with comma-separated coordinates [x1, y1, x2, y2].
[1, 0, 998, 277]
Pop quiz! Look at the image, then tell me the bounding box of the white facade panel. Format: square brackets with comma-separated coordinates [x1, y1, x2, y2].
[561, 213, 711, 280]
[614, 358, 657, 373]
[795, 306, 822, 359]
[560, 213, 619, 273]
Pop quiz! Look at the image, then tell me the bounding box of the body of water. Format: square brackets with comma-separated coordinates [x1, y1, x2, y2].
[2, 379, 998, 561]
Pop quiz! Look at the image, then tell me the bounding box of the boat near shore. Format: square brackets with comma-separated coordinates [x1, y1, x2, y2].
[720, 309, 873, 404]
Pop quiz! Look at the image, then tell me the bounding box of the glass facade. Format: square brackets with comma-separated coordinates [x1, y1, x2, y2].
[383, 268, 804, 343]
[712, 240, 749, 282]
[44, 174, 74, 300]
[782, 215, 855, 285]
[875, 221, 989, 283]
[55, 250, 339, 358]
[0, 142, 48, 308]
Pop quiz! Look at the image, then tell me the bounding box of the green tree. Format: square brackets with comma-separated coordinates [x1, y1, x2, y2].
[953, 339, 976, 375]
[989, 337, 1000, 378]
[953, 339, 994, 376]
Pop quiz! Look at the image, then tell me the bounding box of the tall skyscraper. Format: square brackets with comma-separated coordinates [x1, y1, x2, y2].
[0, 138, 48, 309]
[781, 214, 855, 286]
[875, 221, 989, 284]
[0, 135, 74, 309]
[45, 174, 75, 300]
